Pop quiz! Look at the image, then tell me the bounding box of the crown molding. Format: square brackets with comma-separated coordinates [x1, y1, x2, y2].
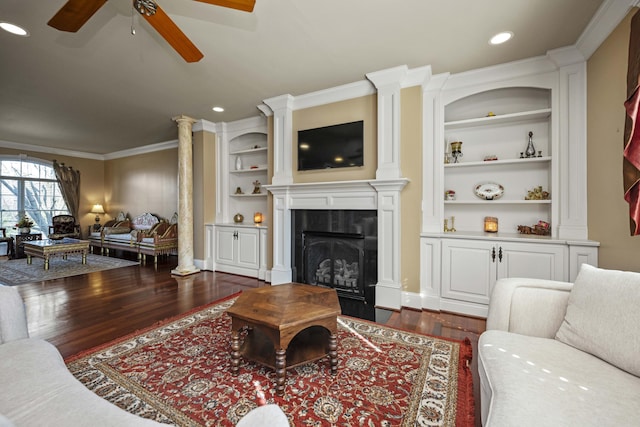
[193, 119, 217, 134]
[0, 139, 104, 161]
[576, 0, 639, 59]
[102, 139, 178, 160]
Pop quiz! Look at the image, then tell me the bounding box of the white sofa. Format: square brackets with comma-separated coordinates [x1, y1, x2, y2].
[0, 285, 288, 427]
[478, 264, 640, 426]
[0, 285, 164, 426]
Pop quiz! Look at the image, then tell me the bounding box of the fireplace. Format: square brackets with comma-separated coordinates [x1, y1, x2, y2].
[292, 210, 377, 305]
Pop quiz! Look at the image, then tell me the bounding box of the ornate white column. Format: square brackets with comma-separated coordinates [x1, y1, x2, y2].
[366, 65, 408, 180]
[172, 114, 200, 276]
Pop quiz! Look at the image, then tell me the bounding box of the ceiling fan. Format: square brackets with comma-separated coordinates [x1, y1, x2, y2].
[47, 0, 255, 63]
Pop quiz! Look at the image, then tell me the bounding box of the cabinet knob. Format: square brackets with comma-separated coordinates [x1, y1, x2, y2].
[491, 247, 496, 262]
[498, 246, 503, 262]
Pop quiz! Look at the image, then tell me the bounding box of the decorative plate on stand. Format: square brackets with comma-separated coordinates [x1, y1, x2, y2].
[474, 182, 504, 200]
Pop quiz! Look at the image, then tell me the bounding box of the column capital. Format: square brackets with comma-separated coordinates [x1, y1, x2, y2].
[172, 114, 197, 125]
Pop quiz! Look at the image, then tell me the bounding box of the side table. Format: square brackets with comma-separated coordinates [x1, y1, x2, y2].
[227, 283, 341, 396]
[14, 233, 43, 259]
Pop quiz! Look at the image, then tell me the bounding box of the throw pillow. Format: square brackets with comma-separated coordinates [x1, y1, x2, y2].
[555, 264, 640, 377]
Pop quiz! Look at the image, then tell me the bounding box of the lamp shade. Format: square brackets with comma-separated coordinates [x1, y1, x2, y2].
[91, 204, 105, 214]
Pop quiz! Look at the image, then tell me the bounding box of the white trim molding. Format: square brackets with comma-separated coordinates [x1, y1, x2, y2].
[265, 178, 408, 310]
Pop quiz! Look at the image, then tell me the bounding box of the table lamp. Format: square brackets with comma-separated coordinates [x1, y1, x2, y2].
[91, 204, 105, 227]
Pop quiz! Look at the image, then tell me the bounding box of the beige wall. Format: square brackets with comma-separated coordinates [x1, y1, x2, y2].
[587, 9, 640, 272]
[292, 95, 377, 182]
[104, 149, 178, 222]
[193, 130, 216, 260]
[400, 86, 423, 293]
[0, 147, 105, 236]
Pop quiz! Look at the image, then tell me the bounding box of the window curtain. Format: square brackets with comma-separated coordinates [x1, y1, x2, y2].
[53, 160, 80, 220]
[624, 10, 640, 235]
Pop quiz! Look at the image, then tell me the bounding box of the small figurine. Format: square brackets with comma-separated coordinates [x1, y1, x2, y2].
[524, 186, 550, 200]
[252, 180, 261, 194]
[235, 186, 243, 195]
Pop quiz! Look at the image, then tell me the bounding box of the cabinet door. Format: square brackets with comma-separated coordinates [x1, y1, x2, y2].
[497, 242, 567, 282]
[215, 227, 236, 265]
[236, 228, 259, 270]
[441, 239, 496, 305]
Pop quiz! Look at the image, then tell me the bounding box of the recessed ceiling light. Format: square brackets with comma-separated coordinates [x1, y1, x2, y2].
[489, 31, 513, 45]
[0, 22, 29, 37]
[212, 106, 224, 112]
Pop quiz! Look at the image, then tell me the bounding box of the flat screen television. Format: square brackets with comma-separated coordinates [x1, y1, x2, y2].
[297, 120, 364, 171]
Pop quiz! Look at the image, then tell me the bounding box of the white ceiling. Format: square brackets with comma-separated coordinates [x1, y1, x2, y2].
[0, 0, 618, 155]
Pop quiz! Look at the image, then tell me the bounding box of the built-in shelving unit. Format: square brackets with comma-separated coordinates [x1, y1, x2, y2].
[442, 87, 554, 235]
[213, 116, 269, 279]
[420, 69, 598, 318]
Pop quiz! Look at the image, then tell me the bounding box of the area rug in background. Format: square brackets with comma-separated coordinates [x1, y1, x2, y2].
[66, 296, 475, 426]
[0, 254, 139, 286]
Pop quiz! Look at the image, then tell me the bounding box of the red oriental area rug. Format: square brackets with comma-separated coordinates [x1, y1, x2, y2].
[66, 295, 474, 426]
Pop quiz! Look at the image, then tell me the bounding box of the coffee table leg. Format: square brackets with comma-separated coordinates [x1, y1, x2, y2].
[44, 256, 49, 270]
[329, 334, 338, 375]
[231, 330, 241, 376]
[275, 348, 286, 396]
[27, 255, 32, 265]
[82, 251, 87, 264]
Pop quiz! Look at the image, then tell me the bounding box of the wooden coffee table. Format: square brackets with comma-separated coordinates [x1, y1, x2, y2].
[23, 238, 90, 270]
[227, 283, 341, 396]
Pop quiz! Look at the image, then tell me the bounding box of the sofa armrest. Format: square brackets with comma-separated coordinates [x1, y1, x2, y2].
[0, 286, 28, 344]
[486, 278, 573, 338]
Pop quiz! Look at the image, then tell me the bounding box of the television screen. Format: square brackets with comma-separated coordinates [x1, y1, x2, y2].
[297, 120, 364, 171]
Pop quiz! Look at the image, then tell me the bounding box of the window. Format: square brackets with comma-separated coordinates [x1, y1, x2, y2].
[0, 156, 70, 235]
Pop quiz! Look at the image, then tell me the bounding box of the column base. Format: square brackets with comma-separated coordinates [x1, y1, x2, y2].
[171, 265, 201, 276]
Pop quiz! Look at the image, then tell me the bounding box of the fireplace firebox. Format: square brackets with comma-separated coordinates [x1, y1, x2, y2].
[292, 210, 377, 306]
[303, 231, 365, 300]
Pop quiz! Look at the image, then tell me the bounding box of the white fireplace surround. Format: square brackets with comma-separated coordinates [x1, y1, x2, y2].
[265, 179, 408, 310]
[263, 65, 415, 310]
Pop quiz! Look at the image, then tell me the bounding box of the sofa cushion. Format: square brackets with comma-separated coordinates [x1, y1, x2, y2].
[0, 286, 28, 344]
[555, 264, 640, 377]
[0, 339, 163, 426]
[479, 330, 640, 426]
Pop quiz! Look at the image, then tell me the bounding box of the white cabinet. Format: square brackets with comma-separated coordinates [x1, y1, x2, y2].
[441, 238, 566, 307]
[423, 234, 596, 317]
[215, 224, 264, 277]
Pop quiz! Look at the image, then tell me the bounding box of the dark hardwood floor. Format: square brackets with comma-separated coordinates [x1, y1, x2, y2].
[9, 254, 486, 425]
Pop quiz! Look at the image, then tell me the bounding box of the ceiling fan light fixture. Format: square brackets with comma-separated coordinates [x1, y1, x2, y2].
[489, 31, 513, 45]
[212, 106, 225, 112]
[0, 22, 29, 37]
[134, 0, 158, 17]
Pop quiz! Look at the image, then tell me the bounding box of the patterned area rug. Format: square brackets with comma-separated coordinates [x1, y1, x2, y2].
[0, 254, 139, 286]
[66, 295, 475, 426]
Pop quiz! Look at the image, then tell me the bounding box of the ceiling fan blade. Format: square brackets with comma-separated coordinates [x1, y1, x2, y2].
[48, 0, 108, 32]
[140, 4, 204, 63]
[194, 0, 255, 13]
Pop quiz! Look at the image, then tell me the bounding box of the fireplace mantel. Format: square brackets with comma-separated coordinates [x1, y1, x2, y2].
[266, 178, 408, 310]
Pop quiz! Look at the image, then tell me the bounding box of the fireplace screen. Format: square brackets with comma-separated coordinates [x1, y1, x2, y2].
[303, 231, 365, 300]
